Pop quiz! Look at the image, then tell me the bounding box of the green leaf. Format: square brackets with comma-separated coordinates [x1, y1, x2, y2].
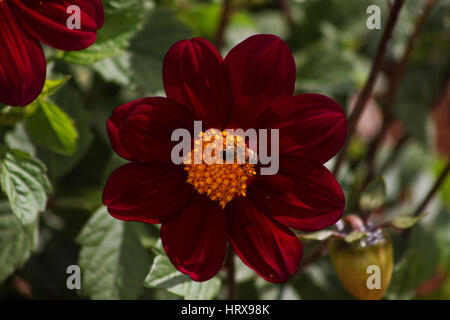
[62, 0, 147, 65]
[178, 2, 221, 39]
[344, 230, 368, 243]
[92, 7, 192, 92]
[386, 224, 440, 299]
[92, 53, 134, 87]
[0, 202, 37, 284]
[39, 77, 71, 99]
[393, 65, 440, 147]
[360, 177, 387, 211]
[39, 85, 94, 181]
[5, 123, 36, 156]
[0, 104, 38, 126]
[293, 36, 356, 95]
[144, 255, 221, 300]
[390, 213, 428, 229]
[26, 100, 79, 156]
[435, 159, 450, 208]
[128, 7, 192, 93]
[0, 148, 51, 226]
[0, 78, 69, 126]
[434, 208, 450, 272]
[77, 206, 150, 300]
[300, 230, 338, 241]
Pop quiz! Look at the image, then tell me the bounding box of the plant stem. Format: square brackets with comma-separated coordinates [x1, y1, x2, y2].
[363, 0, 437, 184]
[296, 241, 328, 276]
[277, 0, 295, 30]
[332, 0, 405, 177]
[226, 249, 236, 300]
[276, 283, 286, 300]
[414, 161, 450, 216]
[215, 0, 233, 52]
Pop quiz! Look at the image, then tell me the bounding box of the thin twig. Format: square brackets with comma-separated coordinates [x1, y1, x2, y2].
[277, 0, 295, 30]
[363, 0, 437, 184]
[215, 0, 233, 52]
[413, 161, 450, 216]
[332, 0, 406, 177]
[358, 81, 448, 206]
[226, 249, 236, 300]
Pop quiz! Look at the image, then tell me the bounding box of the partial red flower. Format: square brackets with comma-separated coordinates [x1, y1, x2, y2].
[0, 0, 104, 106]
[103, 35, 347, 283]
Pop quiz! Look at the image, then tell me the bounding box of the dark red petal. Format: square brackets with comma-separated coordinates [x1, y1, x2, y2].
[116, 97, 195, 164]
[249, 157, 345, 232]
[224, 35, 295, 128]
[163, 38, 231, 129]
[102, 162, 194, 224]
[161, 195, 227, 281]
[276, 94, 347, 164]
[10, 0, 104, 51]
[106, 99, 143, 161]
[0, 2, 46, 106]
[227, 197, 303, 283]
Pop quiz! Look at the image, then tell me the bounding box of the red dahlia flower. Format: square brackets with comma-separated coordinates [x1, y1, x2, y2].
[0, 0, 104, 106]
[103, 35, 347, 283]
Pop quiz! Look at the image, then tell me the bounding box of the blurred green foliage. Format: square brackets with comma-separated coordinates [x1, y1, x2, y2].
[0, 0, 449, 300]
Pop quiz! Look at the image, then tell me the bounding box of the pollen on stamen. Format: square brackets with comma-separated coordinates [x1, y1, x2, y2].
[184, 130, 256, 209]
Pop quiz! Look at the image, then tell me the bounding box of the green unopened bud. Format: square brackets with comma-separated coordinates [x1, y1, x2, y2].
[329, 229, 393, 300]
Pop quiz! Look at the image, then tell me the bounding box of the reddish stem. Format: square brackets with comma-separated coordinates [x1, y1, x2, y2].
[363, 0, 437, 184]
[215, 0, 233, 52]
[332, 0, 405, 176]
[414, 161, 450, 216]
[226, 249, 236, 300]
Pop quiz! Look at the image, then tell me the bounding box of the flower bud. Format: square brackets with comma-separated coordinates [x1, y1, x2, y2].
[329, 230, 393, 300]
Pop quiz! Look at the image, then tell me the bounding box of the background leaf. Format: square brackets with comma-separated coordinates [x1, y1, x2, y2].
[26, 100, 78, 156]
[1, 0, 449, 300]
[127, 7, 193, 93]
[62, 0, 148, 65]
[0, 148, 51, 226]
[76, 206, 150, 300]
[345, 230, 368, 243]
[0, 202, 37, 284]
[360, 177, 387, 211]
[300, 230, 338, 241]
[144, 254, 221, 300]
[390, 213, 428, 229]
[386, 224, 440, 299]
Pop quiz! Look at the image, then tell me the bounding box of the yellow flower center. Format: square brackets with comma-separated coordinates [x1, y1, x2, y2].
[184, 130, 256, 209]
